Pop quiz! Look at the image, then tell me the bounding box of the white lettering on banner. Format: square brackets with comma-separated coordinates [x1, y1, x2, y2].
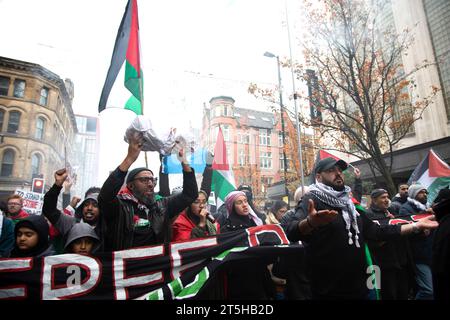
[42, 254, 101, 300]
[113, 246, 165, 300]
[0, 258, 33, 299]
[170, 238, 218, 281]
[366, 265, 381, 290]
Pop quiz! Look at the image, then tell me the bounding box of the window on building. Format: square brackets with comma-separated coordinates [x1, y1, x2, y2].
[280, 153, 290, 171]
[7, 111, 21, 134]
[223, 105, 228, 116]
[238, 149, 248, 166]
[13, 79, 26, 98]
[35, 117, 45, 140]
[279, 132, 283, 147]
[86, 118, 97, 133]
[39, 87, 49, 106]
[0, 76, 9, 96]
[0, 109, 4, 131]
[259, 129, 271, 146]
[260, 151, 272, 169]
[238, 132, 250, 144]
[1, 149, 15, 177]
[227, 147, 233, 165]
[31, 153, 41, 176]
[222, 125, 230, 142]
[261, 177, 273, 186]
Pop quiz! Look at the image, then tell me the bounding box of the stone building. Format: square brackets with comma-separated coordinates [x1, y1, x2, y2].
[0, 56, 77, 201]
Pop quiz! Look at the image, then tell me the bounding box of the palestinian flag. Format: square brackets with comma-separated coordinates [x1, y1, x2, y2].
[318, 149, 340, 161]
[98, 0, 143, 115]
[407, 149, 450, 204]
[211, 127, 236, 207]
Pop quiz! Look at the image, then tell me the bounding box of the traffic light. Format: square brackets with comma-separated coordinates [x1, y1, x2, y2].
[32, 178, 45, 194]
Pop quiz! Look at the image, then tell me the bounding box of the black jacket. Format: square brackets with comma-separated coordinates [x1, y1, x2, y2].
[365, 205, 413, 270]
[432, 202, 450, 300]
[282, 193, 402, 299]
[98, 166, 198, 251]
[389, 196, 408, 215]
[399, 201, 434, 265]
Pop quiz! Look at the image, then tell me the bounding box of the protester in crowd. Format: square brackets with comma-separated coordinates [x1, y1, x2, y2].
[265, 200, 289, 299]
[266, 200, 288, 225]
[282, 157, 438, 299]
[5, 194, 29, 224]
[221, 191, 264, 232]
[63, 222, 100, 255]
[0, 212, 14, 257]
[399, 184, 435, 300]
[365, 188, 414, 300]
[431, 188, 450, 300]
[216, 184, 266, 226]
[275, 185, 312, 300]
[172, 190, 219, 241]
[98, 132, 198, 251]
[220, 190, 274, 299]
[42, 168, 104, 251]
[390, 183, 409, 215]
[10, 215, 54, 258]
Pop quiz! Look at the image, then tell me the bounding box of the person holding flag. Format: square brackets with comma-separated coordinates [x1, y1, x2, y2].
[98, 132, 198, 251]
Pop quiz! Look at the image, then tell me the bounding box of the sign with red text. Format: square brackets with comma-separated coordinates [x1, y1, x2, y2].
[14, 189, 44, 215]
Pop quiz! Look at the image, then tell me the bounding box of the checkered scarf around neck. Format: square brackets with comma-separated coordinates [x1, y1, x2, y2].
[117, 186, 154, 212]
[406, 197, 428, 211]
[309, 182, 361, 248]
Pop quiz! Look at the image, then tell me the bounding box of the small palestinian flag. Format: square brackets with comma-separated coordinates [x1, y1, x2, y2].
[407, 149, 450, 204]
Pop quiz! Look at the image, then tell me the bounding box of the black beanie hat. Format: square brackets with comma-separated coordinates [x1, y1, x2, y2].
[126, 167, 154, 184]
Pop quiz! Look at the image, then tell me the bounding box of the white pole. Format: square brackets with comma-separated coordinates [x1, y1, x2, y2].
[285, 0, 305, 193]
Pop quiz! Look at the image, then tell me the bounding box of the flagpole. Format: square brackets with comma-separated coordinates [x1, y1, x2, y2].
[139, 74, 149, 169]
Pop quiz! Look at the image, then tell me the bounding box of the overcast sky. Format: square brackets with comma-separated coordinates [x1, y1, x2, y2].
[0, 0, 308, 190]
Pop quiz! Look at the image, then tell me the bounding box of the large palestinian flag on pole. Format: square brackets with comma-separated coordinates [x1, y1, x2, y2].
[211, 127, 236, 208]
[98, 0, 143, 115]
[407, 149, 450, 205]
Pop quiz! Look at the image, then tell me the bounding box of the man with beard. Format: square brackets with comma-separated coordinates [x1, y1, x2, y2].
[98, 132, 198, 251]
[42, 169, 104, 250]
[389, 184, 409, 215]
[282, 158, 438, 299]
[400, 184, 435, 300]
[365, 189, 414, 300]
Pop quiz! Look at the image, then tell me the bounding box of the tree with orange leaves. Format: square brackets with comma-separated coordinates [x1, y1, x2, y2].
[249, 0, 439, 195]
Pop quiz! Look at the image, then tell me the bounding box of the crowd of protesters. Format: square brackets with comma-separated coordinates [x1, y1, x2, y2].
[1, 133, 449, 300]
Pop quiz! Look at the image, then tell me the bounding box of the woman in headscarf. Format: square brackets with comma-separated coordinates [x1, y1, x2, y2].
[10, 215, 54, 258]
[221, 191, 264, 232]
[172, 190, 220, 242]
[220, 191, 274, 299]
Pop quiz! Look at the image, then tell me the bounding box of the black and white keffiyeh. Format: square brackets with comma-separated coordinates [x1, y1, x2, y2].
[406, 197, 428, 211]
[309, 182, 361, 248]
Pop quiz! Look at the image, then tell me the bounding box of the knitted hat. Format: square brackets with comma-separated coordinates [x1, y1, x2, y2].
[408, 184, 427, 200]
[126, 167, 154, 184]
[370, 188, 388, 199]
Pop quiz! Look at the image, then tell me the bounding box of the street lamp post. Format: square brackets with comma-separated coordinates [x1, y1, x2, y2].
[264, 51, 289, 204]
